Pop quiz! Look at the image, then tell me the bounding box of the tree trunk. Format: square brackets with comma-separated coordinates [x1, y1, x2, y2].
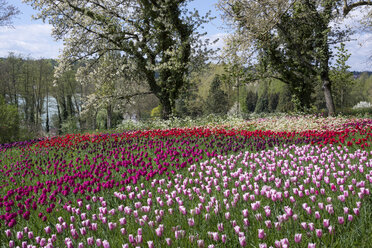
[56, 100, 62, 134]
[107, 104, 112, 129]
[160, 97, 172, 120]
[93, 110, 98, 130]
[322, 77, 335, 116]
[46, 89, 49, 133]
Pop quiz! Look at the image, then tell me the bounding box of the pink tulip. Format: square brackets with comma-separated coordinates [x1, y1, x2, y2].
[323, 219, 330, 228]
[222, 234, 227, 243]
[316, 229, 322, 238]
[308, 223, 315, 231]
[301, 222, 307, 230]
[258, 229, 266, 239]
[165, 238, 172, 246]
[348, 214, 353, 222]
[80, 227, 87, 235]
[315, 211, 321, 219]
[102, 240, 110, 248]
[87, 237, 94, 246]
[108, 222, 116, 230]
[40, 238, 46, 247]
[147, 241, 154, 248]
[188, 218, 195, 227]
[338, 216, 345, 225]
[294, 233, 302, 243]
[239, 236, 247, 247]
[197, 239, 205, 248]
[91, 223, 98, 231]
[265, 220, 272, 228]
[17, 231, 23, 240]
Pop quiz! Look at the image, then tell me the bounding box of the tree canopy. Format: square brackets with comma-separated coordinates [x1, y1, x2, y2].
[25, 0, 213, 119]
[217, 0, 371, 115]
[0, 0, 20, 27]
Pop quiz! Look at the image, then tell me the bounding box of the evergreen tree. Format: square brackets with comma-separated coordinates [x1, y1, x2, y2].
[245, 91, 258, 113]
[206, 76, 229, 115]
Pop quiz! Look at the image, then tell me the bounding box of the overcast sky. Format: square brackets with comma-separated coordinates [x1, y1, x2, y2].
[0, 0, 370, 71]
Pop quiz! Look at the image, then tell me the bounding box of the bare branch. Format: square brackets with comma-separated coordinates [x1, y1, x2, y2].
[0, 0, 20, 27]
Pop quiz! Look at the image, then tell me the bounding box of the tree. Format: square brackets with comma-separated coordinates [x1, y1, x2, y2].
[25, 0, 212, 119]
[0, 95, 19, 143]
[330, 43, 354, 109]
[0, 0, 20, 27]
[245, 91, 258, 113]
[206, 75, 229, 115]
[217, 0, 358, 115]
[78, 51, 151, 128]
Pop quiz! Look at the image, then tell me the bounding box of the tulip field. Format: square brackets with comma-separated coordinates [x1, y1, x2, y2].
[0, 116, 371, 248]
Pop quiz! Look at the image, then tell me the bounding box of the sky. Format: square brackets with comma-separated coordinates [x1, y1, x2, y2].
[0, 0, 371, 71]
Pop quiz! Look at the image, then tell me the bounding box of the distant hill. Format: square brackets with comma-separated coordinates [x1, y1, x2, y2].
[352, 71, 372, 78]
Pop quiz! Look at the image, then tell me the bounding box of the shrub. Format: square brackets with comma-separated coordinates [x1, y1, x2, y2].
[0, 97, 20, 144]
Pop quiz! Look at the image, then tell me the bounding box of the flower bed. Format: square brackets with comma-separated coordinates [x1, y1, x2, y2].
[0, 117, 371, 247]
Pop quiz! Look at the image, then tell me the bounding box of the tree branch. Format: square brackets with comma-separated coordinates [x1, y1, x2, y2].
[343, 0, 372, 16]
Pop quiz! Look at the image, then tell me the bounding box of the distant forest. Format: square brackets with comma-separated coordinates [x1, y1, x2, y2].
[1, 53, 372, 143]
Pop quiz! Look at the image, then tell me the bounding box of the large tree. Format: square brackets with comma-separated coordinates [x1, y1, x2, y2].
[25, 0, 211, 119]
[218, 0, 370, 115]
[0, 0, 20, 27]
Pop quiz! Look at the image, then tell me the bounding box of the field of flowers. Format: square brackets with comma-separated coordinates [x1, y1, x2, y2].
[0, 116, 371, 248]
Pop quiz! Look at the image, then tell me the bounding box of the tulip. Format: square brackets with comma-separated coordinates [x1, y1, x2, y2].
[338, 216, 345, 225]
[87, 237, 94, 246]
[17, 231, 23, 240]
[323, 219, 330, 228]
[165, 238, 172, 246]
[103, 240, 110, 248]
[258, 229, 266, 239]
[316, 229, 322, 238]
[197, 240, 205, 248]
[294, 233, 302, 243]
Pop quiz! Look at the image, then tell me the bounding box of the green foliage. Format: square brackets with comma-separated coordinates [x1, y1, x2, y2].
[337, 106, 372, 117]
[205, 75, 229, 115]
[350, 73, 372, 105]
[255, 86, 269, 113]
[60, 116, 80, 134]
[276, 84, 295, 113]
[176, 79, 205, 117]
[268, 92, 279, 112]
[0, 96, 19, 143]
[151, 105, 162, 119]
[245, 91, 258, 113]
[330, 43, 355, 109]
